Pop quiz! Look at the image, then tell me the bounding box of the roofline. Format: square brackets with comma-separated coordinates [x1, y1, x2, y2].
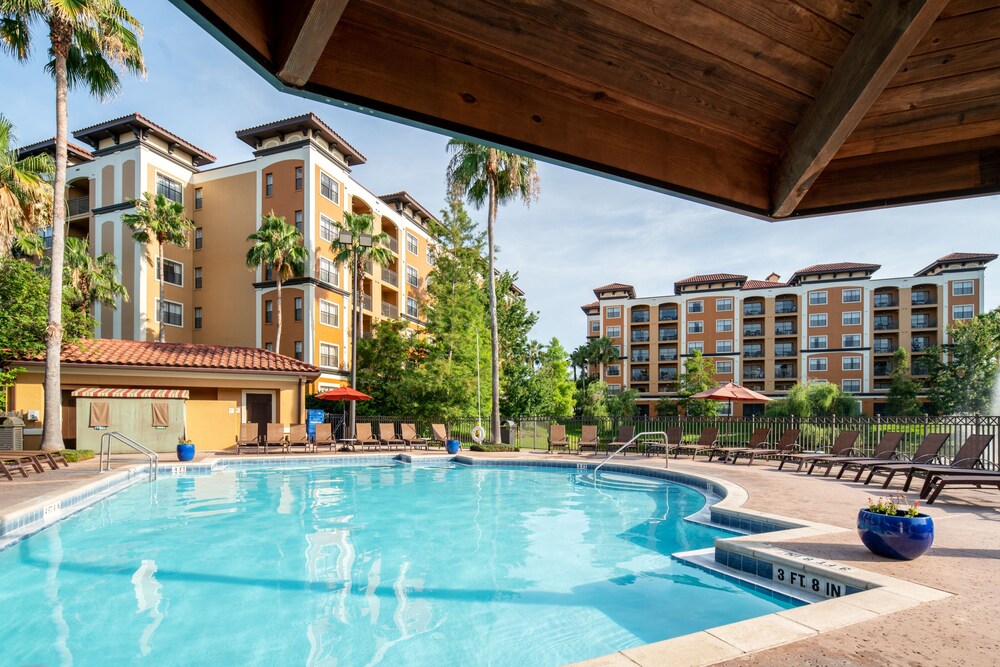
[787, 264, 881, 284]
[234, 113, 366, 165]
[13, 359, 320, 379]
[914, 254, 997, 277]
[18, 138, 94, 162]
[73, 113, 217, 164]
[378, 191, 438, 225]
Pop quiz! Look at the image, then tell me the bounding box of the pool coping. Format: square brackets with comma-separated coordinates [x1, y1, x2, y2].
[0, 454, 950, 667]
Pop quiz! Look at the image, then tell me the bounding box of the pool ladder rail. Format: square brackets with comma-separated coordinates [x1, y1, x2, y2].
[593, 431, 670, 476]
[98, 431, 159, 481]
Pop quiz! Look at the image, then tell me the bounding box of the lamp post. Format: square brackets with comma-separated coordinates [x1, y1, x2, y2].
[342, 229, 372, 439]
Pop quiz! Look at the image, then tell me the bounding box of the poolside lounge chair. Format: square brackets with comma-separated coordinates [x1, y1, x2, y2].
[777, 430, 860, 472]
[853, 432, 951, 484]
[287, 425, 312, 453]
[672, 427, 720, 459]
[313, 423, 339, 452]
[701, 427, 769, 462]
[25, 451, 69, 470]
[401, 423, 429, 450]
[645, 427, 683, 457]
[377, 422, 407, 450]
[263, 423, 287, 454]
[926, 471, 1000, 504]
[728, 429, 800, 465]
[548, 424, 570, 453]
[1, 455, 40, 480]
[429, 423, 449, 449]
[355, 422, 382, 451]
[809, 432, 904, 476]
[577, 424, 601, 454]
[605, 426, 637, 455]
[878, 434, 995, 492]
[236, 422, 261, 454]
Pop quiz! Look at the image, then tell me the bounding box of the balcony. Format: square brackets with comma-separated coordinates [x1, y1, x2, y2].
[743, 304, 764, 317]
[68, 196, 89, 217]
[873, 341, 897, 354]
[743, 325, 764, 337]
[362, 293, 373, 311]
[632, 311, 650, 323]
[911, 338, 931, 352]
[775, 301, 797, 314]
[743, 348, 764, 358]
[381, 303, 398, 318]
[774, 324, 796, 336]
[381, 266, 399, 287]
[911, 293, 936, 306]
[775, 368, 797, 379]
[385, 236, 399, 253]
[774, 346, 796, 358]
[658, 352, 677, 362]
[658, 309, 678, 321]
[631, 332, 650, 343]
[658, 331, 678, 341]
[911, 317, 936, 329]
[874, 318, 897, 331]
[631, 371, 649, 382]
[658, 371, 678, 381]
[874, 363, 892, 377]
[630, 353, 650, 363]
[873, 295, 897, 308]
[743, 370, 765, 380]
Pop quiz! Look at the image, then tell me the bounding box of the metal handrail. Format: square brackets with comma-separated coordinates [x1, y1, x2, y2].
[594, 431, 669, 475]
[99, 431, 159, 480]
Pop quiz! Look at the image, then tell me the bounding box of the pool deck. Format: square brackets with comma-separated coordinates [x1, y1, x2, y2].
[1, 448, 997, 666]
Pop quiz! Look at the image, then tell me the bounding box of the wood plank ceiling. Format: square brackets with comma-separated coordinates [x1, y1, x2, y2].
[171, 0, 1000, 220]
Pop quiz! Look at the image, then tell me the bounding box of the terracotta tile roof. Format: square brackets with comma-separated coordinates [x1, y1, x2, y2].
[235, 113, 366, 165]
[18, 138, 94, 162]
[674, 273, 747, 286]
[378, 191, 437, 223]
[17, 339, 319, 376]
[788, 262, 880, 284]
[594, 282, 634, 292]
[73, 113, 217, 164]
[915, 252, 997, 276]
[580, 301, 599, 311]
[741, 279, 787, 290]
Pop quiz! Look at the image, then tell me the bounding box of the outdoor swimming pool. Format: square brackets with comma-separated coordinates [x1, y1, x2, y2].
[0, 462, 798, 666]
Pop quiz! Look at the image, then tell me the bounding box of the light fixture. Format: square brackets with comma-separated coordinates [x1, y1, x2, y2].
[338, 230, 353, 245]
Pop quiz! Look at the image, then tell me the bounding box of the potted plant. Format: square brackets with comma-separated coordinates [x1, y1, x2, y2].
[858, 495, 933, 560]
[176, 436, 196, 462]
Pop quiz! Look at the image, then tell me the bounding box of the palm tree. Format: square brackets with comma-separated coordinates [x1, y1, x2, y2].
[122, 192, 192, 343]
[446, 140, 538, 443]
[570, 344, 587, 383]
[586, 336, 620, 380]
[1, 0, 144, 451]
[245, 213, 308, 354]
[60, 236, 128, 315]
[0, 114, 53, 256]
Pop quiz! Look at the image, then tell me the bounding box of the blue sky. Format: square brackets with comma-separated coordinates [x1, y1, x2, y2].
[3, 1, 998, 350]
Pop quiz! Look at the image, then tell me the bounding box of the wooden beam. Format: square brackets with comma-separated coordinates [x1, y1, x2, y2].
[275, 0, 350, 87]
[770, 0, 948, 217]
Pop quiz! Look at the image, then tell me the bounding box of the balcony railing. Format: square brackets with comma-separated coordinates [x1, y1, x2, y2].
[658, 372, 677, 381]
[873, 295, 896, 308]
[658, 354, 677, 362]
[631, 373, 649, 382]
[658, 310, 678, 321]
[774, 325, 796, 336]
[911, 339, 931, 352]
[632, 312, 650, 323]
[67, 196, 89, 217]
[631, 333, 650, 343]
[743, 349, 764, 358]
[911, 317, 936, 329]
[743, 371, 765, 379]
[381, 267, 399, 286]
[743, 326, 764, 337]
[911, 294, 935, 306]
[774, 347, 796, 357]
[630, 354, 650, 363]
[658, 332, 678, 341]
[775, 302, 797, 314]
[874, 364, 892, 376]
[381, 303, 398, 318]
[873, 343, 897, 354]
[874, 319, 897, 330]
[775, 369, 797, 379]
[362, 294, 373, 311]
[743, 304, 764, 316]
[385, 237, 399, 253]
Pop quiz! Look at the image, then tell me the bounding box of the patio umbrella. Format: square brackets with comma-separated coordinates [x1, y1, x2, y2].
[313, 387, 372, 438]
[691, 382, 771, 415]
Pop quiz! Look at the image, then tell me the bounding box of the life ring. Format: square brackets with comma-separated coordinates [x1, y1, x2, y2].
[471, 424, 486, 443]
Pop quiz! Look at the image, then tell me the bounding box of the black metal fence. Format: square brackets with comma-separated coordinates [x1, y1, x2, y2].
[340, 414, 1000, 466]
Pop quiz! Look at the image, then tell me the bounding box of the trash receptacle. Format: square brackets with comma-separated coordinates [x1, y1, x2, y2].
[0, 416, 25, 451]
[500, 420, 516, 445]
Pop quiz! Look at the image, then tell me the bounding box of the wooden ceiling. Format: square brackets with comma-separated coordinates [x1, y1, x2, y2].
[171, 0, 1000, 220]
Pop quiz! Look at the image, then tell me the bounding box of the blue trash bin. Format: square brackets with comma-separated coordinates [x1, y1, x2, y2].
[446, 439, 461, 455]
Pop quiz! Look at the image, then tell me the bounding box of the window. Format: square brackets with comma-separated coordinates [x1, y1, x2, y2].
[606, 364, 621, 377]
[843, 311, 861, 326]
[716, 318, 733, 333]
[319, 257, 338, 285]
[590, 320, 599, 333]
[716, 360, 733, 374]
[294, 341, 303, 361]
[843, 288, 861, 303]
[809, 313, 827, 327]
[809, 291, 827, 305]
[320, 343, 339, 368]
[842, 379, 861, 393]
[320, 215, 337, 242]
[427, 244, 433, 264]
[294, 210, 303, 233]
[265, 300, 273, 324]
[194, 228, 203, 250]
[774, 343, 794, 357]
[953, 304, 974, 320]
[265, 342, 273, 352]
[194, 267, 202, 289]
[612, 345, 621, 358]
[687, 341, 704, 354]
[156, 174, 182, 203]
[154, 299, 183, 327]
[157, 259, 183, 286]
[265, 266, 273, 281]
[605, 306, 621, 319]
[194, 307, 202, 330]
[406, 297, 418, 318]
[606, 326, 621, 339]
[194, 188, 203, 210]
[808, 335, 827, 350]
[630, 349, 649, 362]
[716, 340, 733, 354]
[295, 166, 303, 190]
[294, 297, 303, 321]
[320, 172, 339, 203]
[716, 297, 733, 312]
[843, 334, 862, 348]
[265, 172, 273, 196]
[406, 266, 419, 287]
[809, 357, 828, 372]
[688, 300, 703, 313]
[843, 356, 862, 371]
[320, 300, 339, 327]
[953, 280, 974, 296]
[687, 320, 704, 334]
[406, 232, 418, 255]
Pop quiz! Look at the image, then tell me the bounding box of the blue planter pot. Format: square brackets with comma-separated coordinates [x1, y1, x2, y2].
[446, 439, 461, 455]
[176, 443, 195, 462]
[857, 509, 934, 560]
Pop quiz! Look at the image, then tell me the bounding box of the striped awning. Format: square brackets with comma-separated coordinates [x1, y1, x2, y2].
[71, 388, 190, 399]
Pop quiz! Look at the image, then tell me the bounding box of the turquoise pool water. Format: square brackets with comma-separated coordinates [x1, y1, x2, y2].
[0, 463, 797, 666]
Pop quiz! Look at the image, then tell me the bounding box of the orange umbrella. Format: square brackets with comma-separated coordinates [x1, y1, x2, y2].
[314, 387, 372, 401]
[691, 382, 771, 403]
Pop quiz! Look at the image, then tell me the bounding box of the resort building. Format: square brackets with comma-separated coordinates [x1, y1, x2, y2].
[582, 254, 997, 416]
[20, 113, 438, 394]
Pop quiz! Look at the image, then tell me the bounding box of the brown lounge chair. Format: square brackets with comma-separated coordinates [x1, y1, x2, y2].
[857, 433, 952, 485]
[810, 432, 904, 476]
[25, 451, 69, 470]
[377, 422, 407, 450]
[263, 423, 287, 454]
[401, 423, 429, 450]
[701, 427, 769, 462]
[577, 424, 601, 454]
[884, 434, 995, 493]
[1, 455, 42, 480]
[355, 422, 382, 451]
[313, 423, 339, 452]
[777, 430, 860, 472]
[729, 429, 800, 465]
[236, 422, 261, 454]
[838, 432, 949, 482]
[926, 471, 1000, 504]
[287, 424, 312, 453]
[605, 425, 636, 455]
[645, 427, 683, 457]
[429, 423, 449, 449]
[672, 427, 720, 459]
[548, 424, 570, 453]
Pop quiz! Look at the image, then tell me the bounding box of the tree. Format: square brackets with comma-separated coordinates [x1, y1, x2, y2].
[586, 336, 619, 380]
[764, 382, 860, 417]
[1, 0, 144, 450]
[0, 114, 53, 256]
[676, 350, 720, 416]
[570, 345, 587, 383]
[446, 140, 539, 443]
[925, 307, 1000, 414]
[575, 379, 609, 418]
[495, 270, 538, 417]
[533, 338, 575, 417]
[55, 236, 128, 315]
[245, 212, 308, 354]
[606, 388, 639, 418]
[886, 348, 922, 416]
[354, 320, 420, 416]
[122, 192, 191, 342]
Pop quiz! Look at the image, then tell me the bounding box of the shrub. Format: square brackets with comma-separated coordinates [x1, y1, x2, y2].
[60, 449, 94, 463]
[470, 444, 520, 452]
